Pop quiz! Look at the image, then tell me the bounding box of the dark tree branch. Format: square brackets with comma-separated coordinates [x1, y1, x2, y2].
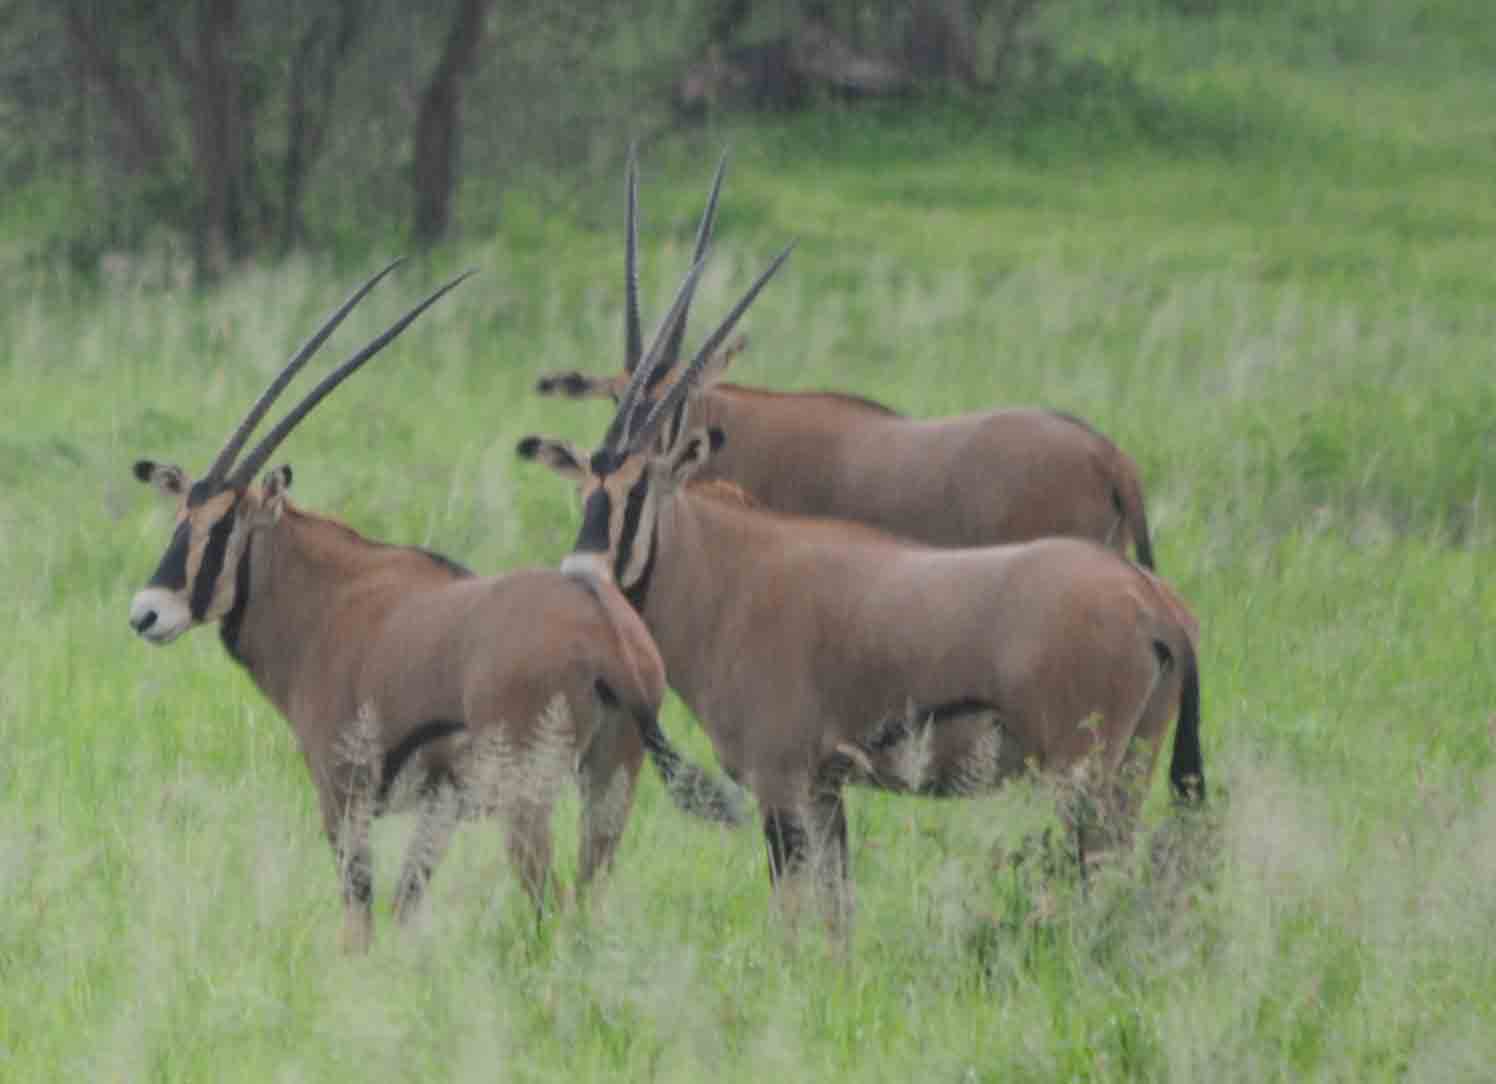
[707, 0, 752, 45]
[991, 0, 1044, 82]
[411, 0, 492, 247]
[163, 0, 247, 277]
[60, 2, 168, 170]
[157, 17, 198, 87]
[280, 1, 363, 253]
[280, 17, 325, 253]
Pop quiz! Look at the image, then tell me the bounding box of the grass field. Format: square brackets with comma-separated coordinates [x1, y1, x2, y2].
[1, 2, 1493, 1079]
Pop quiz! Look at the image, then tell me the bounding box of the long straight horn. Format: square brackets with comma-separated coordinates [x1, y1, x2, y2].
[226, 270, 476, 489]
[604, 255, 708, 452]
[633, 243, 793, 451]
[204, 258, 405, 484]
[651, 150, 729, 390]
[623, 147, 643, 374]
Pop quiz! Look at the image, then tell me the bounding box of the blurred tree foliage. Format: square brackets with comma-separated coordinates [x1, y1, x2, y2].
[0, 0, 1048, 279]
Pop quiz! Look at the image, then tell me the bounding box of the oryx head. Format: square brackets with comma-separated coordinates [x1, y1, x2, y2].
[129, 261, 472, 644]
[533, 150, 750, 415]
[518, 228, 792, 601]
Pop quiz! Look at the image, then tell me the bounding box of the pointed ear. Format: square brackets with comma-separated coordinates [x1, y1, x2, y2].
[259, 464, 293, 521]
[133, 459, 188, 498]
[664, 427, 724, 485]
[515, 435, 588, 481]
[533, 370, 625, 403]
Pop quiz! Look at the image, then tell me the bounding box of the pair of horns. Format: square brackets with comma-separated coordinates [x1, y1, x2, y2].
[623, 149, 726, 384]
[205, 260, 473, 491]
[607, 148, 793, 455]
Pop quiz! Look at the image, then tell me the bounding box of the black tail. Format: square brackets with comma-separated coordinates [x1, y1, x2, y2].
[1114, 481, 1156, 571]
[1133, 510, 1156, 572]
[1166, 636, 1204, 804]
[633, 706, 745, 825]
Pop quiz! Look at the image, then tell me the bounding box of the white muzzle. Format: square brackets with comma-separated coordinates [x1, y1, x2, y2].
[129, 587, 193, 644]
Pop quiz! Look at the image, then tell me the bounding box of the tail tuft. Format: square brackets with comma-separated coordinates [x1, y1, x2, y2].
[661, 754, 747, 825]
[635, 709, 745, 826]
[1167, 638, 1205, 805]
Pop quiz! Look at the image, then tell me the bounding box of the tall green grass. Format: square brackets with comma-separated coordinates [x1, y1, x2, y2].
[1, 3, 1492, 1079]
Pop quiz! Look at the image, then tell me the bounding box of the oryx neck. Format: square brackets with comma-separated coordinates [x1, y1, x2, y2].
[227, 506, 466, 712]
[634, 490, 759, 722]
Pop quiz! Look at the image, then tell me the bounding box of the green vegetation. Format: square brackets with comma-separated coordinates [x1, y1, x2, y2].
[1, 2, 1491, 1079]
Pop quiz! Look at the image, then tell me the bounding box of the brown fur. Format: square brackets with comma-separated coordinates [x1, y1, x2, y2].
[641, 486, 1192, 811]
[688, 384, 1156, 563]
[521, 426, 1203, 929]
[238, 498, 660, 945]
[535, 365, 1157, 567]
[132, 480, 737, 952]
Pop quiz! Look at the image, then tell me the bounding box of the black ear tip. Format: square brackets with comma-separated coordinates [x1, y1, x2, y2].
[132, 460, 154, 482]
[708, 427, 726, 451]
[534, 376, 554, 393]
[516, 436, 541, 459]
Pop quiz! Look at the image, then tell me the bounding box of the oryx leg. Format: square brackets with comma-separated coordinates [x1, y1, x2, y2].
[576, 714, 644, 898]
[810, 790, 853, 936]
[1067, 644, 1173, 865]
[1109, 641, 1188, 824]
[763, 806, 809, 885]
[763, 789, 853, 937]
[505, 795, 557, 915]
[392, 776, 462, 925]
[320, 782, 375, 955]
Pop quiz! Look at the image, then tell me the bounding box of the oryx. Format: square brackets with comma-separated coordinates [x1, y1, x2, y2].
[536, 153, 1157, 567]
[128, 262, 740, 951]
[518, 248, 1203, 926]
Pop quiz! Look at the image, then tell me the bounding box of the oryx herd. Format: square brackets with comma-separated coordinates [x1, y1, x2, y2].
[128, 152, 1204, 949]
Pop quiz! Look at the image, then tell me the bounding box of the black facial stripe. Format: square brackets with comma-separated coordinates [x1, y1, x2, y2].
[189, 509, 238, 620]
[219, 533, 253, 666]
[614, 477, 650, 582]
[623, 523, 657, 613]
[574, 489, 613, 554]
[148, 521, 192, 590]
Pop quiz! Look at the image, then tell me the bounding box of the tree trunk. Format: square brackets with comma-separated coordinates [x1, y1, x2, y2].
[159, 0, 247, 279]
[60, 2, 168, 172]
[280, 1, 363, 254]
[411, 0, 491, 248]
[905, 0, 978, 85]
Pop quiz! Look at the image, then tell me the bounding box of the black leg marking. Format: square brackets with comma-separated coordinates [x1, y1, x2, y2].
[344, 848, 373, 906]
[763, 808, 810, 885]
[393, 777, 461, 924]
[819, 793, 849, 883]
